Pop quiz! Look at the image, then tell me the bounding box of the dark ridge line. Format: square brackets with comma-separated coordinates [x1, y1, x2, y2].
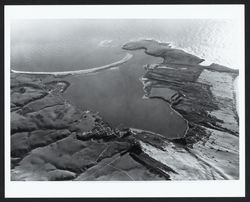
[11, 92, 48, 108]
[21, 103, 65, 115]
[126, 140, 175, 179]
[143, 73, 211, 88]
[11, 130, 71, 159]
[129, 152, 171, 180]
[11, 82, 45, 90]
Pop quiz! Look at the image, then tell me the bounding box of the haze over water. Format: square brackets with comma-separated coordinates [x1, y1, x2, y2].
[11, 19, 240, 138]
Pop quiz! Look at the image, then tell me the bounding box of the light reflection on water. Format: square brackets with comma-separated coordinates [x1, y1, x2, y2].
[11, 19, 239, 138]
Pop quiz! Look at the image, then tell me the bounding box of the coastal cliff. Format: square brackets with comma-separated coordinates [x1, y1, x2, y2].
[11, 39, 239, 180]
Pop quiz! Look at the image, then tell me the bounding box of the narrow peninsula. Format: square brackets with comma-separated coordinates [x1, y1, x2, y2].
[11, 39, 239, 180]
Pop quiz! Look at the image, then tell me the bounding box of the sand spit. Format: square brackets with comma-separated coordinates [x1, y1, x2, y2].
[11, 53, 133, 76]
[11, 39, 239, 181]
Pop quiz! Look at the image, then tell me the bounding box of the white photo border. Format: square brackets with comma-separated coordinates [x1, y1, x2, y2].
[4, 5, 245, 198]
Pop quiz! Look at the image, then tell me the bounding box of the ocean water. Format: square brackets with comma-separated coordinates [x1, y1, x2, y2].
[11, 19, 240, 138]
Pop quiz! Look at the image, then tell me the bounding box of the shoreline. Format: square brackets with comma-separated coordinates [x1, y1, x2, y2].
[11, 53, 133, 76]
[11, 38, 240, 180]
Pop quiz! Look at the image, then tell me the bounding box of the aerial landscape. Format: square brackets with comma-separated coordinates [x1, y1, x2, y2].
[10, 19, 239, 181]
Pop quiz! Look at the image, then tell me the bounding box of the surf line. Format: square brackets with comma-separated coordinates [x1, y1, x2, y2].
[11, 53, 133, 76]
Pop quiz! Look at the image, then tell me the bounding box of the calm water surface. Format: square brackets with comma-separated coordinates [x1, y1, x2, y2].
[11, 19, 239, 138]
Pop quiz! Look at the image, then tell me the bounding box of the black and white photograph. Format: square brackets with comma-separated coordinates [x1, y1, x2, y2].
[4, 4, 245, 198]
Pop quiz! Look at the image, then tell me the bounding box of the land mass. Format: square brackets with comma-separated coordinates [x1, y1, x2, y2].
[11, 39, 239, 180]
